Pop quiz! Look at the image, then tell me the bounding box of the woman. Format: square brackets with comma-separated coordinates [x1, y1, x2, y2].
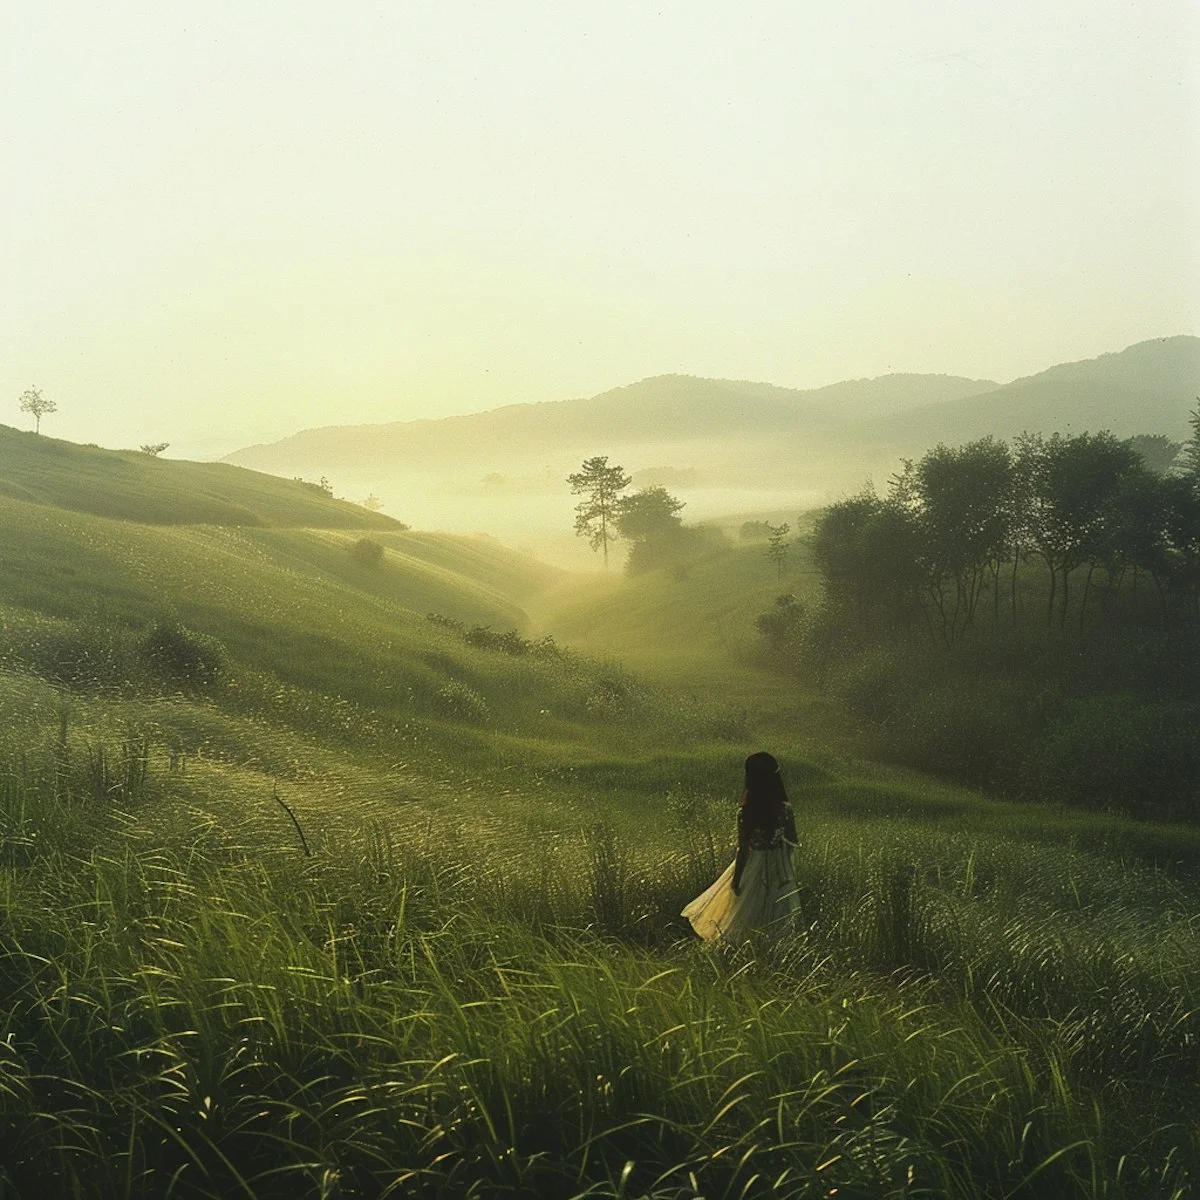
[682, 751, 800, 941]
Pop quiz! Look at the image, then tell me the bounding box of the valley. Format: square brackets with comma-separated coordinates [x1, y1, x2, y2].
[0, 430, 1197, 1197]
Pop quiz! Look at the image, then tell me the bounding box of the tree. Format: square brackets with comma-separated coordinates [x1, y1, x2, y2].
[739, 520, 772, 540]
[614, 486, 684, 540]
[361, 493, 384, 511]
[140, 442, 169, 456]
[1021, 432, 1140, 627]
[765, 522, 791, 579]
[1080, 465, 1169, 624]
[615, 486, 688, 574]
[567, 456, 630, 568]
[1124, 434, 1182, 476]
[891, 437, 1014, 639]
[349, 537, 385, 566]
[19, 386, 56, 434]
[1181, 402, 1200, 484]
[1162, 473, 1200, 618]
[810, 489, 926, 633]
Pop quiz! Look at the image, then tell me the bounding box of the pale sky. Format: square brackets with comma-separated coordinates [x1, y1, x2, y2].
[4, 1, 1198, 455]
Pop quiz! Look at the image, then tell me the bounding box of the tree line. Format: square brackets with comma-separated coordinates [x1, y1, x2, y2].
[810, 419, 1200, 643]
[754, 416, 1200, 819]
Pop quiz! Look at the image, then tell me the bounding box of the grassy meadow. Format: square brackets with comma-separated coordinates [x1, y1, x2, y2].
[0, 443, 1198, 1198]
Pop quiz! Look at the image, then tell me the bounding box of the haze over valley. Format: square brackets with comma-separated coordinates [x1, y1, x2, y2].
[222, 335, 1200, 563]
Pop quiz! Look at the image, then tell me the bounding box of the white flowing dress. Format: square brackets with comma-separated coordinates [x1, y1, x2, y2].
[682, 820, 800, 941]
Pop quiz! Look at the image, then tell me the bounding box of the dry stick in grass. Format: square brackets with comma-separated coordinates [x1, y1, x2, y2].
[273, 785, 312, 857]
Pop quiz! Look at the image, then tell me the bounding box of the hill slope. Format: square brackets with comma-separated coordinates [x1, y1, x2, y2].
[0, 429, 563, 711]
[0, 424, 402, 527]
[849, 335, 1200, 449]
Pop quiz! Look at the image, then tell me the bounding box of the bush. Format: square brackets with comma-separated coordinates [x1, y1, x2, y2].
[583, 676, 636, 721]
[755, 594, 805, 650]
[825, 643, 922, 729]
[822, 642, 1060, 791]
[465, 625, 529, 655]
[624, 524, 721, 576]
[458, 623, 560, 658]
[432, 681, 490, 724]
[348, 537, 385, 567]
[139, 621, 224, 685]
[886, 681, 1045, 790]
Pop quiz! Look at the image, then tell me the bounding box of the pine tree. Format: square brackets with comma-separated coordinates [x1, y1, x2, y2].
[567, 456, 631, 568]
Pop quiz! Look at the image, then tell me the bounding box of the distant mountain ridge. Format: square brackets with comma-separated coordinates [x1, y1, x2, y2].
[224, 336, 1200, 475]
[851, 336, 1200, 449]
[225, 373, 998, 471]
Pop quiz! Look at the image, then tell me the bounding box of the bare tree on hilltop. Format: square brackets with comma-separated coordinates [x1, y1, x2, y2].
[19, 386, 56, 434]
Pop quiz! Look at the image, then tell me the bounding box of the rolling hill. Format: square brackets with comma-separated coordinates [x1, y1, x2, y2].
[0, 423, 402, 528]
[0, 429, 568, 731]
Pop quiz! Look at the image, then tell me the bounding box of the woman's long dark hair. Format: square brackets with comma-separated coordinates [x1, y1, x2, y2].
[740, 751, 789, 832]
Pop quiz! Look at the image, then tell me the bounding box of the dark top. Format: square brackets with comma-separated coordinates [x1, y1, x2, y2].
[732, 795, 796, 891]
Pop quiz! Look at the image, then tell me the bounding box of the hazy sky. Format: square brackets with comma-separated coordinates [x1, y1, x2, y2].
[4, 1, 1198, 455]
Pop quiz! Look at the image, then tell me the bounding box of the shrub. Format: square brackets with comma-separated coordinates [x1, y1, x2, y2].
[583, 677, 634, 720]
[884, 680, 1043, 789]
[432, 680, 490, 724]
[755, 594, 805, 651]
[624, 524, 720, 576]
[465, 625, 529, 655]
[825, 643, 921, 729]
[348, 537, 385, 567]
[821, 643, 1058, 790]
[139, 620, 224, 685]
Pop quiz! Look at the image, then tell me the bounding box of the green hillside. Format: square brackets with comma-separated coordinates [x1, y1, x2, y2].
[0, 423, 402, 527]
[1, 439, 1199, 1196]
[0, 496, 571, 731]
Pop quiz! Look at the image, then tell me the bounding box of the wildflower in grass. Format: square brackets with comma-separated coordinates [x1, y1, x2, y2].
[683, 751, 800, 940]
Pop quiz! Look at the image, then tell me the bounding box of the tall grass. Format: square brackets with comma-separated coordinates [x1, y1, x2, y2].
[1, 693, 1197, 1197]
